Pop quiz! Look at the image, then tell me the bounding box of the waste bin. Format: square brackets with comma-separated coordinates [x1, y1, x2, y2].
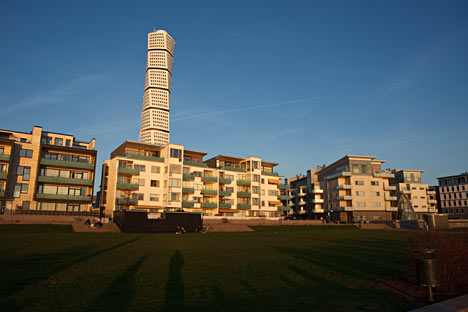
[413, 249, 439, 302]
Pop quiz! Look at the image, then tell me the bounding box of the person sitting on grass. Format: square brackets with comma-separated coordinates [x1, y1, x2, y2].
[181, 226, 186, 234]
[176, 226, 182, 234]
[84, 219, 91, 227]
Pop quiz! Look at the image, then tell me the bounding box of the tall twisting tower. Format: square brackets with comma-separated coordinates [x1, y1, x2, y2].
[139, 30, 175, 145]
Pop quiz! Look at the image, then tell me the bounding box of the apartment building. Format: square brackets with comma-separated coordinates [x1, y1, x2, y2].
[0, 126, 97, 215]
[99, 140, 287, 218]
[388, 169, 438, 219]
[437, 172, 468, 219]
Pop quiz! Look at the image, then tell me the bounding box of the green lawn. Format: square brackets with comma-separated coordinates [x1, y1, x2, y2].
[0, 225, 423, 312]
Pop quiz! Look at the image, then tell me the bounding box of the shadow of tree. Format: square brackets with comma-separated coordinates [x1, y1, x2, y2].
[0, 236, 143, 300]
[164, 250, 184, 312]
[86, 254, 148, 312]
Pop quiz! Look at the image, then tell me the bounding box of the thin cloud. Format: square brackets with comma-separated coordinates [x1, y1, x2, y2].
[3, 73, 108, 114]
[172, 96, 324, 122]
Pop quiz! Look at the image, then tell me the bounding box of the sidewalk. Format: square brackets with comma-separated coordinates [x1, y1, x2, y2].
[409, 293, 468, 312]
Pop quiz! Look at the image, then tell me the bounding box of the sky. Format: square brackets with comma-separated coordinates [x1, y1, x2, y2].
[1, 0, 467, 190]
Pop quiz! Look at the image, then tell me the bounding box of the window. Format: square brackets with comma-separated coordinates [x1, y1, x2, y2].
[150, 194, 159, 201]
[268, 190, 278, 196]
[169, 178, 181, 187]
[13, 183, 28, 197]
[151, 166, 160, 173]
[17, 166, 31, 181]
[194, 184, 203, 190]
[372, 202, 381, 207]
[135, 178, 145, 186]
[357, 202, 366, 207]
[54, 138, 63, 146]
[371, 181, 379, 186]
[170, 164, 181, 174]
[65, 139, 71, 147]
[252, 198, 260, 205]
[41, 136, 52, 144]
[252, 161, 259, 169]
[252, 186, 260, 194]
[261, 201, 265, 207]
[193, 171, 202, 177]
[151, 180, 159, 187]
[261, 178, 265, 184]
[22, 201, 30, 210]
[134, 164, 145, 172]
[261, 189, 265, 195]
[170, 148, 182, 159]
[370, 191, 380, 196]
[355, 180, 364, 185]
[0, 147, 4, 154]
[19, 149, 33, 158]
[134, 193, 144, 201]
[169, 192, 180, 201]
[356, 191, 365, 196]
[253, 175, 260, 182]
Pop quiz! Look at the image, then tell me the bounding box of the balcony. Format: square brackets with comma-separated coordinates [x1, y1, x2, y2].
[182, 174, 195, 181]
[298, 192, 307, 197]
[118, 167, 140, 175]
[373, 172, 395, 178]
[116, 182, 139, 190]
[384, 185, 397, 191]
[298, 200, 306, 206]
[428, 199, 437, 204]
[337, 184, 352, 190]
[337, 195, 353, 201]
[278, 206, 291, 212]
[125, 153, 164, 163]
[219, 203, 231, 209]
[182, 201, 194, 208]
[0, 172, 7, 180]
[312, 208, 325, 213]
[278, 184, 290, 190]
[385, 196, 398, 201]
[261, 171, 279, 177]
[0, 154, 10, 162]
[237, 180, 251, 186]
[325, 171, 351, 180]
[0, 191, 4, 197]
[201, 189, 217, 196]
[201, 176, 217, 183]
[202, 203, 217, 209]
[218, 190, 232, 196]
[386, 206, 398, 212]
[311, 188, 323, 193]
[237, 192, 251, 198]
[219, 177, 232, 184]
[218, 166, 246, 172]
[182, 188, 194, 194]
[38, 175, 94, 186]
[36, 193, 92, 202]
[41, 158, 94, 170]
[338, 206, 353, 211]
[278, 195, 291, 200]
[237, 204, 251, 210]
[115, 198, 138, 205]
[312, 199, 324, 204]
[183, 160, 207, 168]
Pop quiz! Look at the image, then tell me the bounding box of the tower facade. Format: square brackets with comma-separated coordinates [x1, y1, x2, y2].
[139, 30, 175, 146]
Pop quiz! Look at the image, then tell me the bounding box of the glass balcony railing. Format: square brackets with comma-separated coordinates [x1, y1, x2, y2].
[118, 167, 140, 175]
[116, 182, 139, 190]
[182, 201, 194, 208]
[237, 192, 251, 197]
[201, 189, 217, 195]
[115, 198, 138, 205]
[219, 203, 231, 209]
[261, 171, 279, 176]
[202, 203, 217, 208]
[38, 175, 93, 186]
[0, 154, 10, 162]
[218, 190, 232, 196]
[218, 166, 246, 172]
[237, 180, 251, 186]
[124, 153, 164, 163]
[182, 174, 195, 180]
[237, 204, 251, 210]
[36, 193, 92, 202]
[201, 176, 217, 182]
[41, 158, 94, 170]
[219, 177, 232, 184]
[182, 188, 194, 194]
[183, 160, 207, 168]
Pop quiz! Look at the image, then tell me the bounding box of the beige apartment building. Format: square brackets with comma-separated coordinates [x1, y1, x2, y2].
[286, 167, 324, 218]
[0, 126, 97, 215]
[139, 30, 175, 146]
[437, 172, 468, 219]
[388, 169, 438, 219]
[99, 140, 288, 218]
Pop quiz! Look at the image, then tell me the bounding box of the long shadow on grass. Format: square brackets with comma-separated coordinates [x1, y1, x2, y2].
[0, 236, 143, 299]
[164, 250, 185, 312]
[86, 254, 148, 312]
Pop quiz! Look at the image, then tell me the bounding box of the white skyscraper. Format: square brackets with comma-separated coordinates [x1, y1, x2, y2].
[139, 30, 175, 146]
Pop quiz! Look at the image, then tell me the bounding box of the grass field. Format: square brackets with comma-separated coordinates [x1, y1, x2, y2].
[0, 225, 424, 312]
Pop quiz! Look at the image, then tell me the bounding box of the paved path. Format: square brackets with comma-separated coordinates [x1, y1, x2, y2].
[409, 293, 468, 312]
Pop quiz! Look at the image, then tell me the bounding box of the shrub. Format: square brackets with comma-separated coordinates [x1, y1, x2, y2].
[407, 230, 468, 296]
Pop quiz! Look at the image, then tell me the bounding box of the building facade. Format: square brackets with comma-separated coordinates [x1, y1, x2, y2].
[0, 126, 97, 215]
[437, 172, 468, 219]
[99, 141, 288, 218]
[388, 169, 438, 219]
[139, 30, 175, 146]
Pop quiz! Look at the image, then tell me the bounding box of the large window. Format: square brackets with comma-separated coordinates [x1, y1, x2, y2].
[170, 164, 181, 174]
[170, 148, 182, 159]
[13, 183, 28, 197]
[17, 166, 31, 181]
[40, 168, 89, 179]
[19, 149, 33, 158]
[169, 178, 181, 188]
[43, 152, 89, 163]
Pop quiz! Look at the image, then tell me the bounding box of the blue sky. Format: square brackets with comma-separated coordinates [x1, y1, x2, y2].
[1, 0, 467, 189]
